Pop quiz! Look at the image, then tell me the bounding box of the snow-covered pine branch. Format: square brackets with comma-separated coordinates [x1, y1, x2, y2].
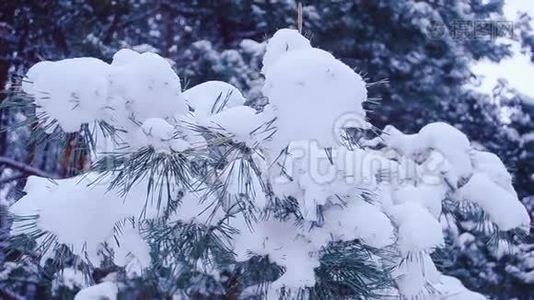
[6, 29, 530, 299]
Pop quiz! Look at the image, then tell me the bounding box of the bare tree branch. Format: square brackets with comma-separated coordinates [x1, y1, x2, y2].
[0, 156, 57, 178]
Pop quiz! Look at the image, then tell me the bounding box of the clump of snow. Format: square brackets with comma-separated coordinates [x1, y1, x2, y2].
[240, 39, 265, 56]
[261, 28, 311, 74]
[456, 172, 530, 231]
[201, 105, 269, 147]
[232, 216, 320, 289]
[183, 81, 246, 119]
[471, 150, 515, 193]
[108, 49, 187, 123]
[374, 121, 530, 296]
[434, 275, 486, 300]
[23, 58, 110, 133]
[132, 118, 193, 153]
[22, 48, 188, 139]
[111, 225, 151, 278]
[74, 281, 117, 300]
[390, 201, 444, 255]
[140, 118, 175, 145]
[321, 198, 395, 248]
[169, 188, 226, 225]
[219, 157, 268, 209]
[394, 253, 440, 298]
[270, 141, 397, 221]
[232, 196, 393, 289]
[263, 46, 368, 152]
[268, 140, 337, 220]
[392, 183, 446, 218]
[9, 174, 171, 265]
[382, 122, 472, 185]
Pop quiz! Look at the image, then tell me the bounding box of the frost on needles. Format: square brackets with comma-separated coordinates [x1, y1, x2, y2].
[8, 29, 530, 299]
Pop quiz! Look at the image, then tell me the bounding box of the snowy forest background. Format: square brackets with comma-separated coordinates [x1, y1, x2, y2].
[0, 0, 533, 299]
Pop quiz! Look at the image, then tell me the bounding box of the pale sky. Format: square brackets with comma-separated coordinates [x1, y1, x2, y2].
[471, 0, 534, 98]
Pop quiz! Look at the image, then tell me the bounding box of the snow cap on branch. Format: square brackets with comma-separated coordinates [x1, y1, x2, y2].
[263, 46, 368, 151]
[183, 80, 246, 119]
[261, 28, 312, 74]
[23, 58, 110, 132]
[22, 49, 187, 134]
[9, 174, 166, 265]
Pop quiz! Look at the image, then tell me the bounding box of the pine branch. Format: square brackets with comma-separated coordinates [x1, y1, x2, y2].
[0, 156, 57, 178]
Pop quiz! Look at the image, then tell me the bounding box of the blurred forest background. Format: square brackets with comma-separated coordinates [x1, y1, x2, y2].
[0, 0, 533, 299]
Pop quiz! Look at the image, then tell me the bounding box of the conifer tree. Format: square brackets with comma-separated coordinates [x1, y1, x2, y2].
[3, 29, 530, 300]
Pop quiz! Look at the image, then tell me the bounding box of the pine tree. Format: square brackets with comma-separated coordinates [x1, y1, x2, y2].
[1, 1, 533, 299]
[2, 28, 529, 300]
